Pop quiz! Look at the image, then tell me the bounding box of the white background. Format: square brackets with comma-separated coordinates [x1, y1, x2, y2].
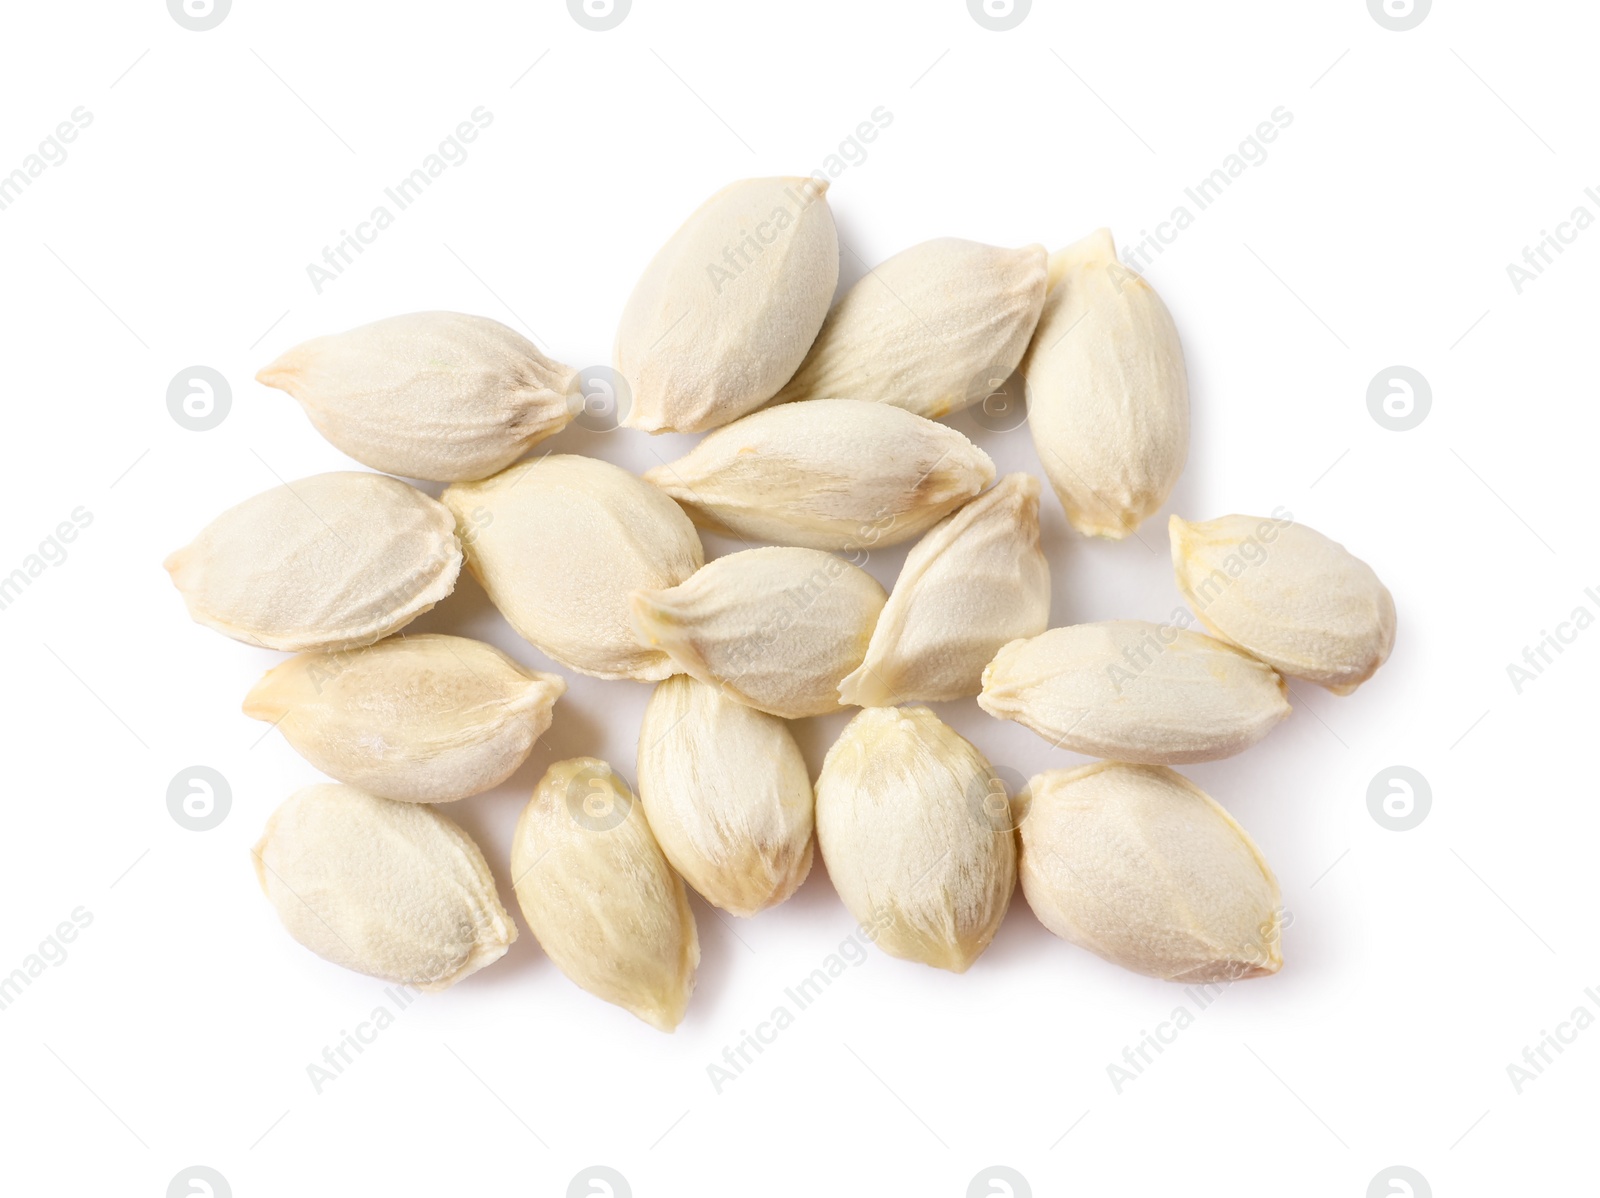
[0, 1, 1590, 1195]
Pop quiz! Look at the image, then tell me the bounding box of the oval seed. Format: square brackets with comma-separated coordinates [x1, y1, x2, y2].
[1170, 513, 1396, 694]
[815, 706, 1016, 972]
[244, 634, 566, 803]
[1023, 228, 1189, 538]
[630, 546, 886, 719]
[978, 620, 1290, 764]
[840, 473, 1050, 705]
[441, 455, 704, 680]
[643, 399, 994, 551]
[1019, 763, 1282, 982]
[257, 311, 579, 482]
[164, 471, 460, 653]
[511, 758, 698, 1031]
[773, 238, 1048, 418]
[637, 674, 814, 916]
[253, 784, 516, 990]
[616, 176, 839, 433]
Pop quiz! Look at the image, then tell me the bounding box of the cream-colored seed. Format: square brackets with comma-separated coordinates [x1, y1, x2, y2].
[815, 706, 1016, 972]
[1023, 229, 1189, 538]
[243, 634, 566, 803]
[773, 238, 1048, 418]
[511, 758, 698, 1031]
[840, 473, 1050, 706]
[978, 621, 1290, 764]
[630, 546, 886, 719]
[643, 399, 995, 550]
[616, 176, 839, 433]
[1018, 763, 1282, 982]
[441, 455, 704, 680]
[637, 675, 814, 916]
[1170, 514, 1396, 694]
[253, 784, 516, 990]
[256, 311, 579, 482]
[164, 471, 461, 653]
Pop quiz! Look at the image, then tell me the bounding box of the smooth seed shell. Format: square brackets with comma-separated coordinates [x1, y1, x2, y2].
[630, 546, 886, 718]
[815, 706, 1016, 972]
[616, 176, 839, 433]
[1170, 513, 1396, 694]
[840, 473, 1050, 705]
[1023, 228, 1189, 538]
[773, 238, 1048, 418]
[164, 471, 461, 653]
[1019, 763, 1282, 982]
[257, 311, 579, 482]
[243, 634, 566, 803]
[643, 399, 995, 550]
[511, 758, 698, 1031]
[637, 675, 814, 916]
[978, 620, 1290, 764]
[253, 784, 516, 990]
[441, 455, 704, 680]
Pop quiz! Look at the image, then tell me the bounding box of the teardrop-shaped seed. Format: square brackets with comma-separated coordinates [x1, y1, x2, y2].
[253, 784, 516, 990]
[978, 621, 1290, 763]
[840, 473, 1050, 706]
[616, 176, 839, 433]
[773, 238, 1048, 418]
[637, 675, 814, 916]
[1170, 513, 1396, 694]
[441, 455, 704, 680]
[643, 399, 994, 551]
[244, 634, 566, 803]
[1018, 762, 1282, 982]
[257, 311, 579, 482]
[511, 758, 698, 1031]
[1023, 229, 1188, 538]
[630, 546, 886, 718]
[164, 471, 461, 652]
[815, 706, 1016, 972]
